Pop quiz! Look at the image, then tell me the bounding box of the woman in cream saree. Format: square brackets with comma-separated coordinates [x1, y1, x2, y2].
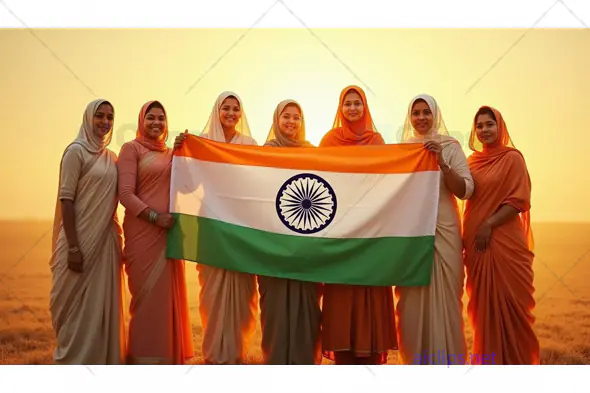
[175, 91, 259, 364]
[395, 94, 474, 365]
[49, 98, 126, 365]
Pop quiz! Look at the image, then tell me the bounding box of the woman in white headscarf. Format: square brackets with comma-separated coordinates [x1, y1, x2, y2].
[394, 94, 474, 365]
[49, 99, 126, 365]
[257, 99, 322, 365]
[175, 91, 259, 364]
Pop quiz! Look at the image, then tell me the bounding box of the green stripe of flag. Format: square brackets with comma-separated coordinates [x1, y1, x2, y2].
[166, 213, 434, 287]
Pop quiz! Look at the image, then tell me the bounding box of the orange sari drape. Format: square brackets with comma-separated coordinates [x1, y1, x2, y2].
[319, 86, 397, 364]
[463, 106, 539, 365]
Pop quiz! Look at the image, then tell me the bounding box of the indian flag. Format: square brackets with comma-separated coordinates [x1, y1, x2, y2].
[166, 135, 440, 287]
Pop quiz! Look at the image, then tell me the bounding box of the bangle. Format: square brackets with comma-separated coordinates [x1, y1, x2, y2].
[148, 210, 159, 224]
[440, 162, 451, 173]
[68, 246, 80, 254]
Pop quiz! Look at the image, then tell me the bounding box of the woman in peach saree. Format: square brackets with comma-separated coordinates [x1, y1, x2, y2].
[319, 85, 398, 365]
[462, 106, 539, 365]
[174, 91, 259, 364]
[395, 94, 473, 365]
[118, 100, 194, 364]
[258, 99, 322, 365]
[49, 99, 126, 364]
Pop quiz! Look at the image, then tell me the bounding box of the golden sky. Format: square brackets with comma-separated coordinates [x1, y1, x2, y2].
[1, 28, 587, 222]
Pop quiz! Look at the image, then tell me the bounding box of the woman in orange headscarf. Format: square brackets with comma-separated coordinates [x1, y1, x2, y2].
[320, 86, 385, 147]
[319, 85, 397, 365]
[462, 106, 539, 365]
[117, 100, 194, 364]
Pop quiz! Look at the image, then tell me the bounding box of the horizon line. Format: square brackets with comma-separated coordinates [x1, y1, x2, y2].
[1, 218, 589, 224]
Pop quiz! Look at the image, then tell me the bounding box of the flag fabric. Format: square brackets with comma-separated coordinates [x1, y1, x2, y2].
[166, 135, 440, 287]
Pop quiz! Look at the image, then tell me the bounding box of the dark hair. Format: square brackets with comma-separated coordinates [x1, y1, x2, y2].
[411, 98, 428, 110]
[221, 95, 240, 108]
[97, 100, 114, 112]
[475, 107, 496, 123]
[342, 88, 365, 107]
[283, 102, 302, 115]
[146, 101, 165, 114]
[344, 88, 361, 98]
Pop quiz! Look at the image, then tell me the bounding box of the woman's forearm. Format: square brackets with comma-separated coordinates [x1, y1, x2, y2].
[441, 166, 467, 199]
[486, 205, 521, 228]
[137, 207, 155, 223]
[60, 200, 79, 249]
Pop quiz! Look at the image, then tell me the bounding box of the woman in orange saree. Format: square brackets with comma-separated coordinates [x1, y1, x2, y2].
[462, 106, 539, 365]
[319, 85, 398, 365]
[258, 99, 322, 365]
[50, 99, 126, 365]
[117, 100, 194, 365]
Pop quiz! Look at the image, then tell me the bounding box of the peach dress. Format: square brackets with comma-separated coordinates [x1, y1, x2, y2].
[118, 100, 194, 364]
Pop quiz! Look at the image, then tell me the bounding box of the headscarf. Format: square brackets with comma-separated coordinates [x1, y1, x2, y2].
[322, 85, 383, 145]
[200, 91, 253, 143]
[264, 99, 314, 147]
[75, 98, 114, 154]
[135, 100, 169, 152]
[468, 105, 515, 153]
[51, 98, 114, 253]
[403, 94, 465, 230]
[400, 94, 456, 144]
[467, 105, 533, 250]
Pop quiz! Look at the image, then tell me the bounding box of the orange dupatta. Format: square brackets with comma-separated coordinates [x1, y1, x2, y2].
[464, 106, 534, 251]
[134, 100, 169, 152]
[319, 85, 385, 147]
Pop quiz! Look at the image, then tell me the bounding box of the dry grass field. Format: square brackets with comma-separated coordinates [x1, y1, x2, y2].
[1, 220, 589, 365]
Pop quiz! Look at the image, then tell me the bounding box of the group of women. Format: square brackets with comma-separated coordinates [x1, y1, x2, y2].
[48, 84, 540, 366]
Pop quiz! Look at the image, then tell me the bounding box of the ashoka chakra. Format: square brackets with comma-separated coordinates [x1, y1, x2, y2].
[275, 173, 337, 234]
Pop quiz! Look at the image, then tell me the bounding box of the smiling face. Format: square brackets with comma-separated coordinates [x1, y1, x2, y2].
[219, 97, 242, 129]
[341, 90, 364, 122]
[143, 106, 166, 140]
[475, 112, 499, 145]
[278, 104, 302, 138]
[410, 99, 434, 135]
[92, 103, 114, 139]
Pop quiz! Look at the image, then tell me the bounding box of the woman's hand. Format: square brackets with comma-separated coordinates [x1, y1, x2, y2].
[156, 213, 175, 229]
[424, 140, 445, 168]
[475, 221, 492, 253]
[67, 247, 83, 273]
[174, 130, 189, 150]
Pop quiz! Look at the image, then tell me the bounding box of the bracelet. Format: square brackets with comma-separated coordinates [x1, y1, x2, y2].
[68, 246, 80, 254]
[148, 210, 159, 224]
